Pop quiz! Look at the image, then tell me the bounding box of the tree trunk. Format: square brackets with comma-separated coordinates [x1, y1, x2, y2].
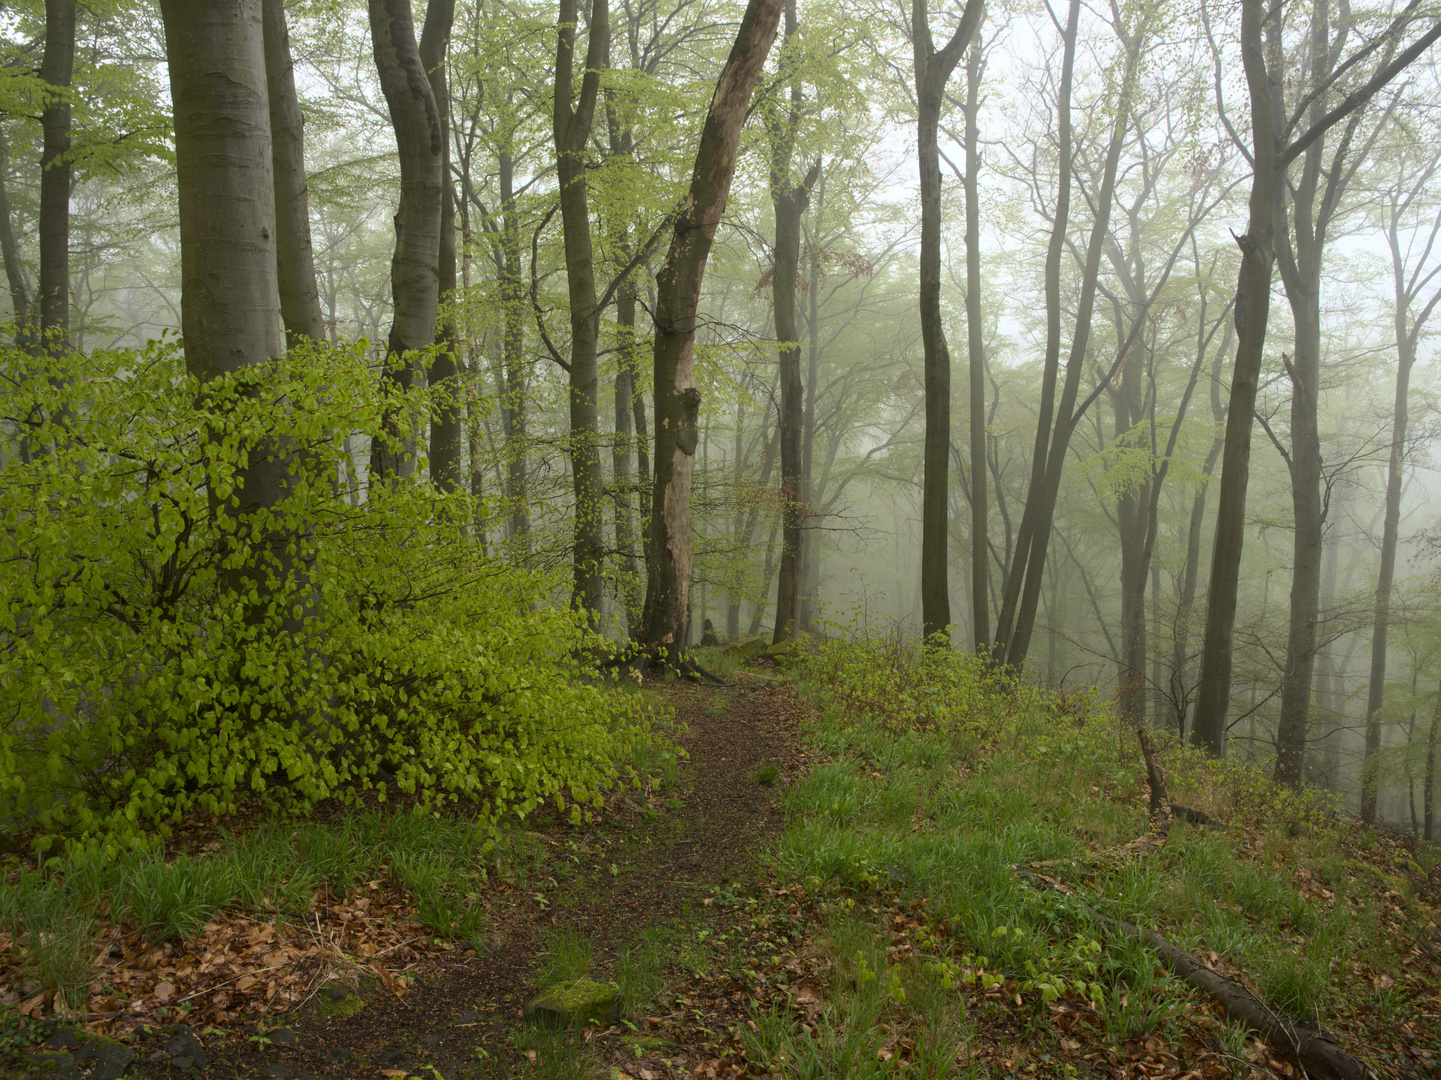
[913, 0, 984, 643]
[422, 0, 461, 492]
[963, 34, 989, 654]
[261, 0, 325, 346]
[995, 0, 1140, 670]
[638, 0, 784, 651]
[39, 0, 75, 352]
[769, 0, 816, 645]
[1190, 0, 1280, 757]
[1425, 678, 1439, 843]
[0, 130, 34, 349]
[1363, 164, 1441, 821]
[368, 0, 444, 482]
[554, 0, 609, 619]
[159, 0, 288, 598]
[497, 152, 530, 546]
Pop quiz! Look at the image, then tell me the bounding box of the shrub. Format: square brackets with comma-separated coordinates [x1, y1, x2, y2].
[0, 340, 664, 853]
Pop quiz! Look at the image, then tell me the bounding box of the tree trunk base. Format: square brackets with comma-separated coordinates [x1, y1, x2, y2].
[604, 644, 726, 684]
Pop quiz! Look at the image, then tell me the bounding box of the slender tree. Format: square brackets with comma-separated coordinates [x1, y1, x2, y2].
[262, 0, 325, 346]
[912, 0, 984, 643]
[368, 0, 445, 482]
[639, 0, 785, 653]
[1362, 137, 1441, 820]
[1190, 0, 1441, 756]
[39, 0, 75, 352]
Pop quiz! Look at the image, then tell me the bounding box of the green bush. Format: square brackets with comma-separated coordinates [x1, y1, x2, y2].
[0, 340, 664, 853]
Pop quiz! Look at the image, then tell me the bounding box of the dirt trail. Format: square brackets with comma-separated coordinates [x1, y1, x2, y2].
[176, 678, 802, 1080]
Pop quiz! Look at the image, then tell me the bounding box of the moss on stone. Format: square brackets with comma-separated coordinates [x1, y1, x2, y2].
[315, 982, 365, 1018]
[523, 978, 622, 1029]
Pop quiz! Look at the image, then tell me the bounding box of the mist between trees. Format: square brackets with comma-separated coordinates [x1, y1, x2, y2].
[2, 0, 1441, 844]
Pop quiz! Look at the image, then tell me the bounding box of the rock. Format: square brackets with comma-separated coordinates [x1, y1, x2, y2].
[453, 1010, 481, 1025]
[315, 981, 364, 1018]
[42, 1028, 79, 1052]
[728, 637, 771, 661]
[421, 1034, 442, 1050]
[325, 1046, 353, 1065]
[164, 1024, 208, 1071]
[266, 1027, 300, 1046]
[31, 1051, 81, 1079]
[71, 1033, 136, 1080]
[523, 978, 623, 1029]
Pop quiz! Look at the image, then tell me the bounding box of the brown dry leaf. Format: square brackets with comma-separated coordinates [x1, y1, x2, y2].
[154, 981, 176, 1003]
[380, 1071, 408, 1078]
[235, 975, 257, 991]
[17, 990, 50, 1017]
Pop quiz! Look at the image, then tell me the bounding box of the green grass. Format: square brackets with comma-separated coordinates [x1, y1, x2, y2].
[0, 805, 557, 1010]
[769, 635, 1412, 1070]
[536, 927, 594, 989]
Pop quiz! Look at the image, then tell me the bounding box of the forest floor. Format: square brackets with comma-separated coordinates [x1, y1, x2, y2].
[5, 659, 1441, 1080]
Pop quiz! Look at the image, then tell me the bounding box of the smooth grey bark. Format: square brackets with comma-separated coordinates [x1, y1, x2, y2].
[1271, 0, 1391, 788]
[1426, 679, 1440, 842]
[39, 0, 75, 351]
[261, 0, 325, 346]
[368, 0, 444, 482]
[0, 131, 33, 348]
[639, 0, 784, 650]
[962, 34, 988, 654]
[912, 0, 984, 643]
[1191, 0, 1440, 757]
[1362, 150, 1441, 820]
[554, 0, 609, 618]
[159, 0, 291, 606]
[421, 0, 461, 492]
[160, 0, 283, 384]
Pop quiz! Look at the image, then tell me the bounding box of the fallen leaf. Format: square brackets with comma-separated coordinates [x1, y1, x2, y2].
[154, 982, 175, 1003]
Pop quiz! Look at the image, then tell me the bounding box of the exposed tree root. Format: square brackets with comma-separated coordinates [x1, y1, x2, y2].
[1013, 727, 1376, 1080]
[602, 645, 726, 684]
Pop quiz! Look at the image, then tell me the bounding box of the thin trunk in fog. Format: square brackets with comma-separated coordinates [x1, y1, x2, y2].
[39, 0, 75, 351]
[638, 0, 784, 651]
[994, 0, 1144, 671]
[1192, 0, 1441, 758]
[262, 0, 325, 346]
[1362, 154, 1441, 821]
[497, 152, 530, 545]
[0, 131, 33, 348]
[1425, 679, 1440, 842]
[770, 0, 819, 645]
[963, 34, 989, 654]
[554, 0, 608, 617]
[1272, 0, 1390, 788]
[912, 0, 984, 642]
[368, 0, 444, 482]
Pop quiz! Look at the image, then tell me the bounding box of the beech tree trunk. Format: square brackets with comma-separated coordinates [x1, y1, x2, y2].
[1190, 0, 1439, 757]
[159, 0, 289, 590]
[994, 0, 1141, 670]
[913, 0, 984, 643]
[1362, 155, 1441, 820]
[39, 0, 75, 352]
[261, 0, 324, 346]
[770, 0, 818, 645]
[554, 0, 609, 618]
[962, 34, 989, 654]
[421, 0, 461, 492]
[368, 0, 444, 482]
[1190, 0, 1280, 757]
[639, 0, 784, 651]
[0, 131, 34, 349]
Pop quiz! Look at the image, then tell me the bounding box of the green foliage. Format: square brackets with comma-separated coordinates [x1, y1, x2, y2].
[0, 340, 666, 853]
[536, 927, 594, 989]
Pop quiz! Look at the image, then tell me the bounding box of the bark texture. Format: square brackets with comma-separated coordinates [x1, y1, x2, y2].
[261, 0, 325, 346]
[554, 0, 609, 617]
[39, 0, 75, 351]
[912, 0, 984, 643]
[368, 0, 444, 482]
[639, 0, 784, 650]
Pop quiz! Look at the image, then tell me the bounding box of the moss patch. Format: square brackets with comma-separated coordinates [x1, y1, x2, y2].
[523, 978, 622, 1029]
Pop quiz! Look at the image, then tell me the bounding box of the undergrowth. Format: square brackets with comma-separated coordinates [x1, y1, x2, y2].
[755, 631, 1437, 1076]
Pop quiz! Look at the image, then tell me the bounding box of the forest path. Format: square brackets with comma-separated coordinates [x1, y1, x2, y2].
[191, 675, 806, 1080]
